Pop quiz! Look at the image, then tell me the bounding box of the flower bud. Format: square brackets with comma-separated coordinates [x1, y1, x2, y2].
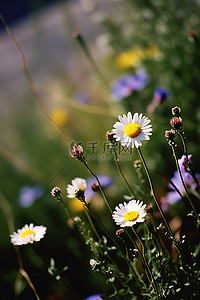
[106, 130, 116, 142]
[116, 229, 125, 240]
[165, 129, 176, 141]
[70, 144, 84, 160]
[51, 186, 62, 200]
[170, 117, 183, 130]
[171, 106, 181, 117]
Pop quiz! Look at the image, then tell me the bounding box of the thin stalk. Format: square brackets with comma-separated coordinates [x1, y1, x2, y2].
[85, 204, 143, 292]
[171, 144, 200, 224]
[72, 31, 109, 91]
[82, 160, 113, 214]
[0, 187, 40, 300]
[113, 149, 135, 198]
[32, 245, 80, 300]
[84, 208, 101, 241]
[131, 227, 161, 299]
[137, 147, 174, 239]
[124, 228, 149, 291]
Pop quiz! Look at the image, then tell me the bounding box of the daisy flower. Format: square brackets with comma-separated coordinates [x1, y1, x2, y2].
[112, 199, 147, 227]
[66, 177, 87, 199]
[112, 112, 152, 148]
[10, 223, 47, 246]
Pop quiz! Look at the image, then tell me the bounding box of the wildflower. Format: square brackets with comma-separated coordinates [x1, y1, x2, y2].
[112, 112, 152, 148]
[147, 87, 169, 113]
[106, 130, 116, 142]
[51, 186, 62, 199]
[165, 129, 176, 146]
[111, 70, 148, 101]
[84, 294, 104, 300]
[112, 199, 147, 227]
[85, 175, 113, 201]
[178, 154, 192, 173]
[50, 108, 68, 126]
[18, 185, 43, 207]
[10, 223, 47, 246]
[172, 106, 181, 117]
[165, 129, 176, 141]
[89, 258, 100, 270]
[166, 170, 199, 204]
[153, 87, 170, 104]
[70, 144, 84, 160]
[145, 204, 153, 214]
[69, 198, 85, 212]
[116, 229, 126, 240]
[66, 178, 87, 199]
[129, 248, 139, 259]
[170, 117, 183, 130]
[115, 46, 160, 69]
[75, 91, 91, 105]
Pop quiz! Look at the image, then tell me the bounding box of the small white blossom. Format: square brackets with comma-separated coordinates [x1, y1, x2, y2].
[10, 223, 47, 245]
[67, 178, 87, 198]
[112, 199, 147, 227]
[112, 112, 152, 148]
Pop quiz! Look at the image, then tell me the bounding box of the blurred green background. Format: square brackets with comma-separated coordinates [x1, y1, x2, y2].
[1, 0, 200, 299]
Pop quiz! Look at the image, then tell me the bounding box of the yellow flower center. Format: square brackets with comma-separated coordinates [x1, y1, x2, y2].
[124, 123, 141, 138]
[124, 211, 139, 222]
[78, 187, 85, 191]
[21, 229, 35, 238]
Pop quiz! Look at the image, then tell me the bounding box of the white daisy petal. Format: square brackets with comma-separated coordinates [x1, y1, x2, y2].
[10, 224, 47, 246]
[112, 199, 147, 227]
[112, 112, 152, 148]
[67, 177, 87, 198]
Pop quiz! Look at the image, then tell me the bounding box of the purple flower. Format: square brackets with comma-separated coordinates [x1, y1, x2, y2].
[84, 294, 104, 300]
[147, 87, 170, 113]
[178, 154, 192, 173]
[75, 91, 91, 105]
[85, 175, 113, 201]
[18, 185, 43, 207]
[111, 70, 148, 101]
[153, 87, 170, 104]
[166, 170, 199, 205]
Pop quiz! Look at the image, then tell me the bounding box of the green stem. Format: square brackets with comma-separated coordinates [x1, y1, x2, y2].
[82, 160, 113, 214]
[171, 144, 200, 223]
[72, 31, 109, 91]
[131, 227, 160, 299]
[137, 147, 174, 239]
[85, 204, 142, 291]
[84, 208, 101, 241]
[124, 228, 148, 291]
[113, 149, 135, 198]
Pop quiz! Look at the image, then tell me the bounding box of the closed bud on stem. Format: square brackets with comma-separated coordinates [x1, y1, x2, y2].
[165, 129, 176, 141]
[116, 228, 126, 240]
[106, 130, 116, 142]
[51, 186, 62, 200]
[70, 144, 84, 160]
[91, 183, 99, 192]
[129, 248, 139, 259]
[172, 106, 181, 117]
[170, 117, 183, 130]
